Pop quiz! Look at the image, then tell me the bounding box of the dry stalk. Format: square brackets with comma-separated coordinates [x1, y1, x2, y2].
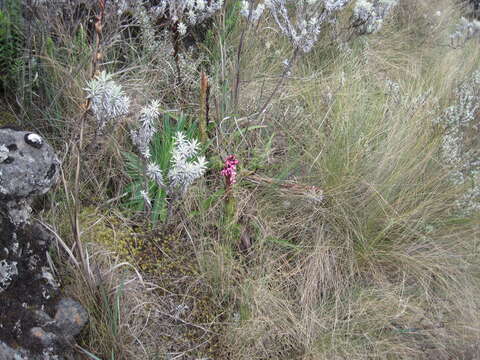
[244, 173, 324, 201]
[199, 71, 210, 146]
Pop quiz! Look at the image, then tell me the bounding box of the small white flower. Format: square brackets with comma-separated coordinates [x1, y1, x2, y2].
[167, 132, 207, 195]
[140, 190, 151, 207]
[131, 100, 161, 160]
[146, 162, 165, 188]
[178, 22, 187, 36]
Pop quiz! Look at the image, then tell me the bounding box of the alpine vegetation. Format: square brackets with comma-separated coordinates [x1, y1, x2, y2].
[109, 0, 224, 46]
[130, 106, 207, 207]
[240, 0, 266, 22]
[352, 0, 399, 34]
[167, 132, 207, 196]
[140, 130, 207, 218]
[131, 100, 161, 160]
[152, 0, 224, 35]
[11, 0, 480, 358]
[221, 155, 239, 189]
[450, 16, 480, 46]
[146, 162, 165, 189]
[84, 71, 130, 131]
[264, 0, 352, 53]
[436, 70, 480, 214]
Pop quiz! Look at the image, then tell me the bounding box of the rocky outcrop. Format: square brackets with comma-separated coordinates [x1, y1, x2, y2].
[0, 128, 87, 360]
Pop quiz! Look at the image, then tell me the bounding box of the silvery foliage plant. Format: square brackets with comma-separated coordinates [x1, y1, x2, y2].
[131, 100, 161, 160]
[160, 0, 224, 35]
[435, 70, 480, 214]
[352, 0, 398, 34]
[84, 71, 130, 131]
[167, 132, 207, 196]
[84, 72, 206, 210]
[117, 0, 224, 36]
[450, 17, 480, 46]
[140, 131, 207, 201]
[263, 0, 352, 53]
[130, 102, 207, 204]
[240, 0, 266, 22]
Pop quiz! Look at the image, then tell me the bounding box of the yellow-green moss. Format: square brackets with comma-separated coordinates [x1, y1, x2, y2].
[0, 111, 17, 128]
[76, 207, 224, 357]
[79, 207, 145, 265]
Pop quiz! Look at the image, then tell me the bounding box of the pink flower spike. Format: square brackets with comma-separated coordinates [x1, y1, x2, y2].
[221, 155, 239, 187]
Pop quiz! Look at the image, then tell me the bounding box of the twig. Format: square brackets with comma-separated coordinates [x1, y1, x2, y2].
[254, 47, 300, 122]
[244, 173, 324, 202]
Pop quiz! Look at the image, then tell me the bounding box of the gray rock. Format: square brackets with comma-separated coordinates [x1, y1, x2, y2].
[0, 129, 85, 360]
[0, 128, 59, 200]
[0, 340, 63, 360]
[33, 311, 54, 327]
[0, 341, 29, 360]
[54, 298, 88, 337]
[0, 260, 17, 293]
[30, 328, 57, 348]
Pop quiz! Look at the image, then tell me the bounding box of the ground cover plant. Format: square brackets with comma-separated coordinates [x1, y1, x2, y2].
[2, 0, 480, 359]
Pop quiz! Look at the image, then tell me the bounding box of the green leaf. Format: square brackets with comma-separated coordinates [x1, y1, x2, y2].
[77, 347, 104, 360]
[264, 236, 303, 250]
[202, 188, 226, 210]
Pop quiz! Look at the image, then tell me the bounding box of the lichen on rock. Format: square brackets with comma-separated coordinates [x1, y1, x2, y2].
[0, 128, 59, 201]
[0, 259, 17, 292]
[0, 128, 87, 360]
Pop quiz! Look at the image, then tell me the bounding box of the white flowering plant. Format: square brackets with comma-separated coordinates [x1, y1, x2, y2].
[450, 16, 480, 46]
[124, 113, 206, 224]
[352, 0, 398, 35]
[264, 0, 352, 53]
[114, 0, 224, 43]
[84, 71, 130, 131]
[153, 0, 224, 36]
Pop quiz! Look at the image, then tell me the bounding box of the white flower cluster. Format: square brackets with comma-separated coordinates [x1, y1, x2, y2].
[131, 100, 161, 160]
[142, 131, 207, 197]
[84, 71, 130, 131]
[240, 0, 265, 22]
[140, 189, 152, 207]
[146, 162, 165, 189]
[76, 0, 224, 41]
[450, 17, 480, 46]
[132, 2, 160, 52]
[168, 132, 207, 195]
[264, 0, 352, 53]
[152, 0, 224, 36]
[436, 70, 480, 214]
[353, 0, 398, 34]
[131, 108, 207, 201]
